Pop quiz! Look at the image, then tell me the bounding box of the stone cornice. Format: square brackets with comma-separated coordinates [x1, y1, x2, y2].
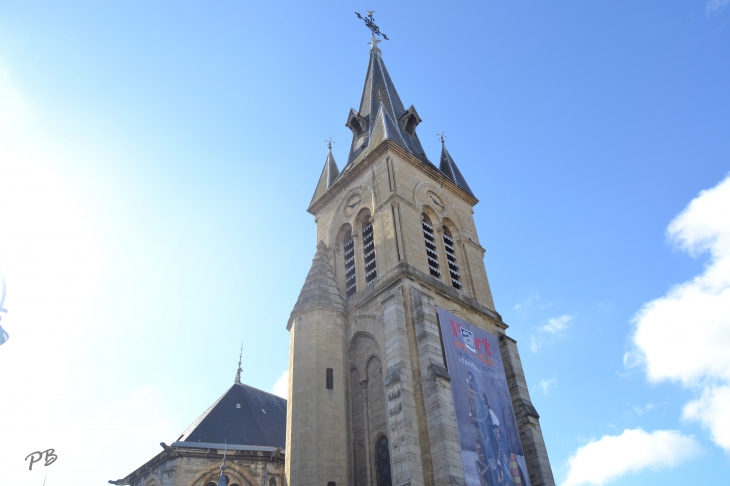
[308, 139, 478, 215]
[287, 305, 345, 331]
[345, 260, 504, 330]
[114, 446, 286, 485]
[374, 192, 419, 215]
[461, 237, 486, 254]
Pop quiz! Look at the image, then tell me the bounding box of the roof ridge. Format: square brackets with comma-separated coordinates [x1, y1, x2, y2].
[235, 382, 287, 401]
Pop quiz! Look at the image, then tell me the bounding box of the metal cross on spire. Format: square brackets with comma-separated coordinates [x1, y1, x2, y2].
[355, 10, 389, 41]
[438, 132, 447, 144]
[325, 137, 335, 151]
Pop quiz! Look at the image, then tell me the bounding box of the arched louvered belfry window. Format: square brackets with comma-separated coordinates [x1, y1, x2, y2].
[343, 228, 357, 298]
[422, 214, 441, 279]
[442, 226, 462, 290]
[376, 436, 393, 486]
[362, 218, 377, 286]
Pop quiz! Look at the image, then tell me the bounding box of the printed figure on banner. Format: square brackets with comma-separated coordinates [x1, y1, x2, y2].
[437, 308, 530, 486]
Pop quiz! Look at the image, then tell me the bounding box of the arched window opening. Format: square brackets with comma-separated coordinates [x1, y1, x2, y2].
[442, 226, 462, 290]
[404, 114, 418, 135]
[422, 215, 441, 279]
[350, 117, 363, 135]
[344, 229, 357, 298]
[206, 475, 231, 486]
[363, 220, 377, 286]
[376, 436, 392, 486]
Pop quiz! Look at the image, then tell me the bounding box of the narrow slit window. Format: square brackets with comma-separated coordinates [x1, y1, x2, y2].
[344, 233, 356, 298]
[328, 483, 336, 486]
[326, 368, 334, 390]
[363, 222, 377, 286]
[377, 436, 393, 486]
[422, 215, 441, 279]
[442, 226, 462, 290]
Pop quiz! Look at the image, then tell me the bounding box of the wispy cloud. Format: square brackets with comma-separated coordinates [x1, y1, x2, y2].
[538, 376, 557, 394]
[542, 314, 573, 334]
[706, 0, 730, 16]
[633, 403, 655, 416]
[562, 429, 700, 486]
[514, 292, 539, 311]
[513, 292, 553, 312]
[531, 314, 574, 352]
[273, 369, 289, 398]
[625, 174, 730, 452]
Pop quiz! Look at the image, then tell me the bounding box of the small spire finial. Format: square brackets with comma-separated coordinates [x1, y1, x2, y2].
[326, 138, 334, 151]
[217, 441, 228, 486]
[438, 132, 446, 145]
[234, 342, 243, 384]
[368, 35, 381, 52]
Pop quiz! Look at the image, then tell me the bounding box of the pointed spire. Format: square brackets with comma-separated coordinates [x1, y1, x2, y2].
[217, 441, 227, 486]
[344, 44, 430, 168]
[288, 241, 344, 328]
[309, 140, 340, 206]
[439, 135, 474, 197]
[234, 342, 243, 384]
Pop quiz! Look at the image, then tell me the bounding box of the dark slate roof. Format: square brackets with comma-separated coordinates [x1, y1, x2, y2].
[310, 147, 340, 206]
[175, 383, 287, 448]
[343, 46, 433, 169]
[439, 141, 474, 197]
[289, 241, 344, 325]
[311, 43, 477, 204]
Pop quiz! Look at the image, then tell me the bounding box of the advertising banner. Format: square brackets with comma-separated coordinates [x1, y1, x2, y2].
[437, 307, 531, 486]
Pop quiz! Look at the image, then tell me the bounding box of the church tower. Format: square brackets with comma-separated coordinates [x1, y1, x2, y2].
[287, 32, 554, 486]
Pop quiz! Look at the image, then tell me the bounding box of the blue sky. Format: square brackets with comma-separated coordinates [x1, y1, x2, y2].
[0, 1, 728, 485]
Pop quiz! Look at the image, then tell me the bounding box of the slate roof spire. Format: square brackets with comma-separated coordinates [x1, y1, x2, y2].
[439, 134, 474, 197]
[217, 441, 228, 486]
[309, 140, 340, 206]
[234, 342, 243, 384]
[289, 241, 344, 328]
[343, 39, 430, 168]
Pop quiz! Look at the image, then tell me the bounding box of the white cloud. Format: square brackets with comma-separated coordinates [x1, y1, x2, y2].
[562, 428, 700, 486]
[683, 385, 730, 450]
[633, 403, 655, 416]
[538, 376, 557, 394]
[706, 0, 730, 16]
[626, 174, 730, 451]
[531, 314, 573, 352]
[542, 314, 573, 334]
[530, 335, 539, 353]
[273, 369, 289, 399]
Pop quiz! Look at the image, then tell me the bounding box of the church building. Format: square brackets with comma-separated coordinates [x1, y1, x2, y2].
[110, 18, 553, 486]
[109, 360, 287, 486]
[285, 27, 554, 486]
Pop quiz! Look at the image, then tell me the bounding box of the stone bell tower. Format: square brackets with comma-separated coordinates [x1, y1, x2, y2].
[286, 33, 555, 486]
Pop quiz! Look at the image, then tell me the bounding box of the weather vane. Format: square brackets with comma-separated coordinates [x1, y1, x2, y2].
[438, 132, 447, 144]
[325, 137, 335, 150]
[355, 10, 389, 41]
